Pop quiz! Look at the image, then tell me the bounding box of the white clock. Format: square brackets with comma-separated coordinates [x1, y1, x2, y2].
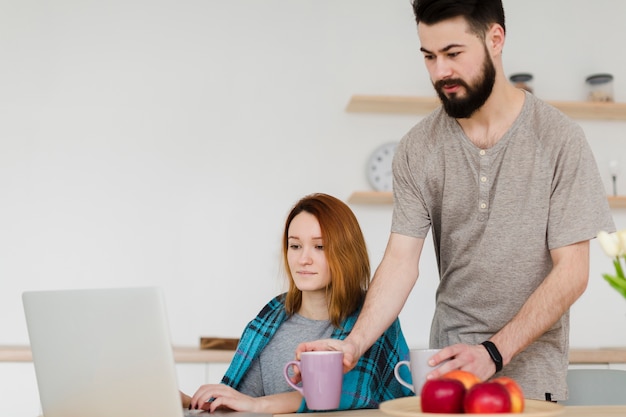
[367, 142, 398, 192]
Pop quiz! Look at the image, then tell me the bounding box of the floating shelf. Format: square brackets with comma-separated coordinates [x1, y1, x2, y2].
[608, 195, 626, 209]
[346, 95, 626, 121]
[348, 191, 393, 205]
[349, 191, 626, 209]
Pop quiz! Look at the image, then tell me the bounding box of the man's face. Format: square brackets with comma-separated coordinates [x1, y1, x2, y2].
[434, 47, 495, 118]
[419, 17, 496, 118]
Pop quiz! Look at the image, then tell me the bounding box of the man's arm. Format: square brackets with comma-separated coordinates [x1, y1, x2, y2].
[346, 233, 425, 359]
[297, 233, 425, 370]
[492, 240, 589, 365]
[430, 240, 590, 381]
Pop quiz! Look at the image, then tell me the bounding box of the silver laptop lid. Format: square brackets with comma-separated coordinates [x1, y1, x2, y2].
[23, 287, 184, 417]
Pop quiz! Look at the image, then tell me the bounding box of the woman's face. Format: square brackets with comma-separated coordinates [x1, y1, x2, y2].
[287, 211, 331, 293]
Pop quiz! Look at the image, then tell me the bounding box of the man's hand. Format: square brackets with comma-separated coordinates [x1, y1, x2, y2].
[424, 344, 498, 382]
[296, 338, 360, 374]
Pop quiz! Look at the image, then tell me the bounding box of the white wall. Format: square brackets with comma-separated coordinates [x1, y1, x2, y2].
[1, 2, 626, 412]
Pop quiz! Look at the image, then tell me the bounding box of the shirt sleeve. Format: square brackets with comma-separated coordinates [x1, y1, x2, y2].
[547, 126, 615, 249]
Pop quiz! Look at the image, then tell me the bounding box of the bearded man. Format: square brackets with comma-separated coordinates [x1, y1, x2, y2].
[298, 0, 615, 402]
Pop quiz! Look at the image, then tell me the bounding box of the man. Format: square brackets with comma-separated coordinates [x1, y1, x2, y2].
[298, 0, 615, 401]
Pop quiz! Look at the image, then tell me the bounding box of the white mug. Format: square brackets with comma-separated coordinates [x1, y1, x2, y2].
[394, 348, 446, 394]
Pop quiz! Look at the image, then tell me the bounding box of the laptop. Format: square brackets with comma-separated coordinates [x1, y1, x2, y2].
[23, 287, 218, 417]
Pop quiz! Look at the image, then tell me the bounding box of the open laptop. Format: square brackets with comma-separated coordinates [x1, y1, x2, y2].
[22, 287, 223, 417]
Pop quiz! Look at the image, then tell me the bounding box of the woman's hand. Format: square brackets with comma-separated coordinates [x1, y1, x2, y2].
[190, 384, 257, 413]
[180, 390, 192, 409]
[189, 384, 303, 414]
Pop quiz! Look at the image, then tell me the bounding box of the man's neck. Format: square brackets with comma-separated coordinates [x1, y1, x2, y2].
[456, 83, 526, 149]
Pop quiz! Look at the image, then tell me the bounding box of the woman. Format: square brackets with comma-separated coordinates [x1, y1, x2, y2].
[182, 193, 412, 413]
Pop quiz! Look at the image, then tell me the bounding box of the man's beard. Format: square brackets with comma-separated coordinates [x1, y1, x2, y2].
[434, 52, 496, 119]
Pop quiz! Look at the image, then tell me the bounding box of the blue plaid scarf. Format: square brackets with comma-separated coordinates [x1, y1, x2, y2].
[222, 293, 413, 412]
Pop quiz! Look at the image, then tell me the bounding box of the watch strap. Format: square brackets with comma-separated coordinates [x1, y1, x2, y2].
[481, 340, 503, 372]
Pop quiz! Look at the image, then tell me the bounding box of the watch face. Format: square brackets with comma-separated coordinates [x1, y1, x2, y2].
[367, 142, 398, 192]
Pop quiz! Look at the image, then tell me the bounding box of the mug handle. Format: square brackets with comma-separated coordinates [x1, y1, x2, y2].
[283, 360, 304, 394]
[394, 360, 414, 393]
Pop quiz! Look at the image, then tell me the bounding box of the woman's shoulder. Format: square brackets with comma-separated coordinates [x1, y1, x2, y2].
[255, 293, 287, 318]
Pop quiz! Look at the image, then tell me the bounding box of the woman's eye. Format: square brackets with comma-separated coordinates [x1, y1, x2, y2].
[315, 245, 324, 250]
[289, 244, 301, 250]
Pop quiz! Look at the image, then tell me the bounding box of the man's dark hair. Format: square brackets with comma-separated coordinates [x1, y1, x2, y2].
[412, 0, 506, 37]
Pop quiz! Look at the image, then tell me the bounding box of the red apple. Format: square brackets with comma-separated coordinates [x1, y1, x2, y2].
[464, 381, 512, 413]
[441, 370, 481, 390]
[492, 376, 525, 413]
[421, 378, 466, 414]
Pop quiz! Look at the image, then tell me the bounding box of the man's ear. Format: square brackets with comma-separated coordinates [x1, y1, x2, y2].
[487, 23, 505, 56]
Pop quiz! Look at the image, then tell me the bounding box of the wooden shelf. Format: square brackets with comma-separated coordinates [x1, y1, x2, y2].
[608, 195, 626, 209]
[346, 95, 626, 120]
[0, 345, 234, 363]
[4, 344, 623, 364]
[348, 191, 393, 205]
[349, 191, 626, 209]
[346, 95, 440, 115]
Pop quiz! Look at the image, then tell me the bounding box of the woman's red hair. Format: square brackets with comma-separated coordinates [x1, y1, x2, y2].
[283, 193, 370, 327]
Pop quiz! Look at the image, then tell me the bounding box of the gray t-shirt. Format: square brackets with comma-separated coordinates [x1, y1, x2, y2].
[238, 313, 334, 396]
[391, 91, 615, 401]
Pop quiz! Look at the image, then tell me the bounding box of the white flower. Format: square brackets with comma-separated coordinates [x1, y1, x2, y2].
[598, 229, 626, 299]
[597, 230, 622, 257]
[616, 230, 626, 255]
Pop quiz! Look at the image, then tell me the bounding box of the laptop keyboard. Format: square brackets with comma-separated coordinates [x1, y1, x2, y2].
[183, 409, 210, 416]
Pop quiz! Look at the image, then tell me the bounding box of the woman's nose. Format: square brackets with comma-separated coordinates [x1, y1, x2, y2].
[299, 250, 313, 265]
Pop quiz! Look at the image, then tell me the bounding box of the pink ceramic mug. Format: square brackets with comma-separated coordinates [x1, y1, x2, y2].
[283, 351, 344, 410]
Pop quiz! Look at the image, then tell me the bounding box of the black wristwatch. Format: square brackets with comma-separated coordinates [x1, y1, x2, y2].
[481, 340, 503, 372]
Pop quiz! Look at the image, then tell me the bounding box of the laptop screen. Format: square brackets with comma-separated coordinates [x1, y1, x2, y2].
[23, 287, 185, 417]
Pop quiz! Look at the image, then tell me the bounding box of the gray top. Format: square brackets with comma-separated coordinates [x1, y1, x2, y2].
[391, 91, 615, 401]
[238, 313, 334, 396]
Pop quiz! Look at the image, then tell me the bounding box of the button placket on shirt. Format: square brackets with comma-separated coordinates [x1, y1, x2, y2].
[478, 149, 489, 221]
